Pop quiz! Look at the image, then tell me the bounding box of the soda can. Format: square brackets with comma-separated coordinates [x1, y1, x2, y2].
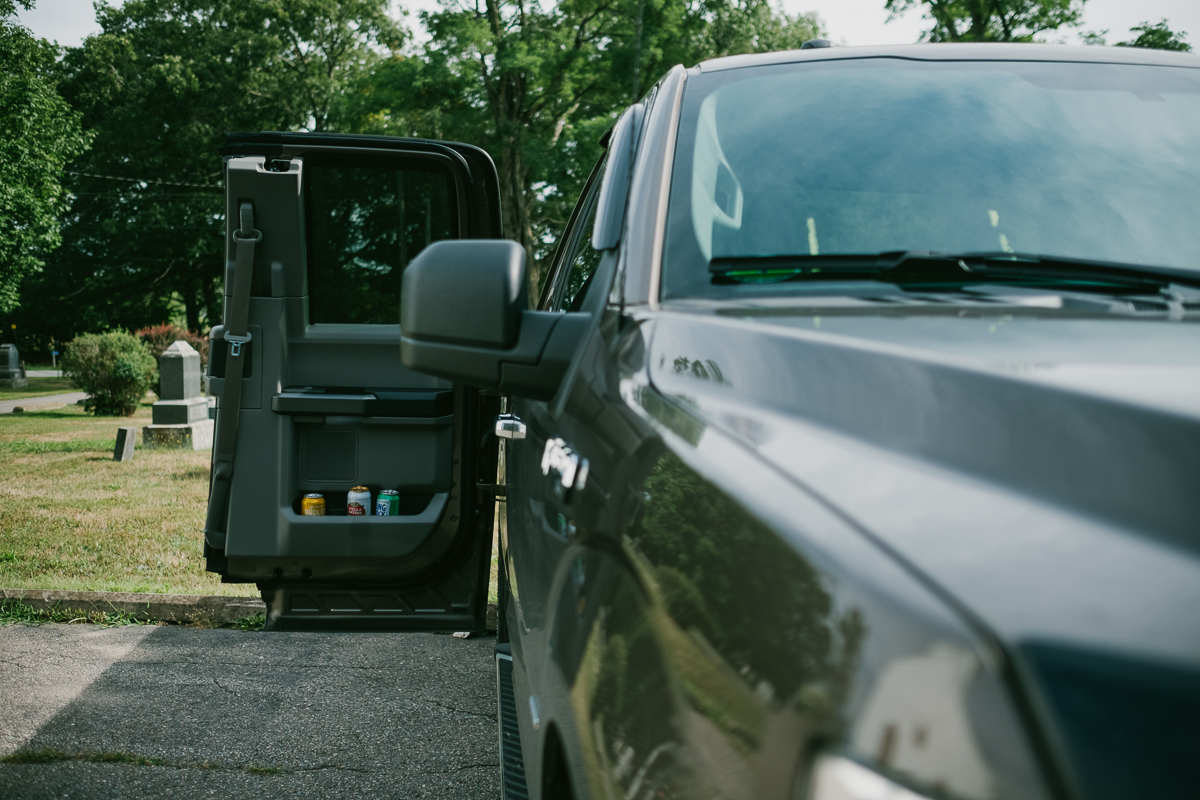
[347, 486, 371, 516]
[375, 489, 399, 516]
[301, 493, 326, 516]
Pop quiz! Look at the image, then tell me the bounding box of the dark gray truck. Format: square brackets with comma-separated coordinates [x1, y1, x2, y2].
[206, 43, 1200, 800]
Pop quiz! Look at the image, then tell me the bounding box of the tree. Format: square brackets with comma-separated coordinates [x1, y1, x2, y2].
[263, 0, 407, 131]
[348, 0, 820, 293]
[886, 0, 1087, 42]
[1118, 20, 1191, 52]
[13, 0, 401, 354]
[0, 0, 90, 313]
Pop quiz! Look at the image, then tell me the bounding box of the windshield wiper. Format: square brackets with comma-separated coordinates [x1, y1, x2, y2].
[709, 251, 1200, 291]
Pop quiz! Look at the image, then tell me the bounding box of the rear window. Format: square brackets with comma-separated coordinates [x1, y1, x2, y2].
[306, 159, 457, 324]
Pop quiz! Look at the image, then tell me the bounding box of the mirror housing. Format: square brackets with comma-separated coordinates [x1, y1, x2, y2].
[400, 240, 589, 401]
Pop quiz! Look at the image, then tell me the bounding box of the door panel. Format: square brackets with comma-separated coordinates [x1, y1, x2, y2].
[206, 133, 501, 631]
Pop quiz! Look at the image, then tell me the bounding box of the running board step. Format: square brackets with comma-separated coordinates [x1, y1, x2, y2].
[496, 644, 530, 800]
[260, 582, 484, 632]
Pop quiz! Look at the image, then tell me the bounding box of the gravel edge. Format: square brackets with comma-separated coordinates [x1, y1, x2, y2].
[1, 588, 499, 629]
[0, 588, 263, 624]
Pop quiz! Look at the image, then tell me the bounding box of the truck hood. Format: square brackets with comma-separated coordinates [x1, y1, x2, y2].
[647, 304, 1200, 797]
[646, 303, 1200, 660]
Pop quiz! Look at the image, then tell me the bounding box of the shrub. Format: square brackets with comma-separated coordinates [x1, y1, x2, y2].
[62, 332, 157, 416]
[135, 324, 208, 397]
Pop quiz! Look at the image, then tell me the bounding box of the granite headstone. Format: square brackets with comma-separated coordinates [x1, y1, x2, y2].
[143, 341, 213, 449]
[113, 426, 136, 461]
[0, 344, 27, 389]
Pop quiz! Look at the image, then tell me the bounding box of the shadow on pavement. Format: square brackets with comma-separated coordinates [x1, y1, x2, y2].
[0, 624, 499, 799]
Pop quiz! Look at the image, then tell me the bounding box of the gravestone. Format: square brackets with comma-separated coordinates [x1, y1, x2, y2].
[142, 341, 214, 450]
[0, 344, 27, 389]
[113, 427, 136, 461]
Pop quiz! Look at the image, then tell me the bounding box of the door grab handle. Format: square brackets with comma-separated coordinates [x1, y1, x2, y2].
[495, 413, 527, 440]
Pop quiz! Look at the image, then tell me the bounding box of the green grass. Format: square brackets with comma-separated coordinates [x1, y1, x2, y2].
[0, 403, 244, 596]
[0, 598, 149, 627]
[243, 765, 287, 775]
[0, 598, 265, 630]
[1, 402, 501, 602]
[1, 748, 168, 766]
[0, 376, 78, 401]
[0, 438, 115, 455]
[228, 613, 266, 631]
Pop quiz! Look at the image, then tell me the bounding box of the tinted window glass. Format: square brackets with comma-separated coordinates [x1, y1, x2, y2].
[663, 60, 1200, 299]
[542, 165, 608, 314]
[558, 191, 604, 312]
[307, 160, 456, 323]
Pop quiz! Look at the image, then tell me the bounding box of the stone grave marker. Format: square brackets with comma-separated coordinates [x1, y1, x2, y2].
[0, 344, 28, 389]
[113, 427, 136, 461]
[142, 341, 214, 450]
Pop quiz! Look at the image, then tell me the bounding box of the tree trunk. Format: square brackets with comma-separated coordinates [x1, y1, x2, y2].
[184, 277, 200, 332]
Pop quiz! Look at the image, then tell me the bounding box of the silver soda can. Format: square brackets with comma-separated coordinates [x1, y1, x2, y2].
[375, 489, 399, 516]
[347, 486, 371, 516]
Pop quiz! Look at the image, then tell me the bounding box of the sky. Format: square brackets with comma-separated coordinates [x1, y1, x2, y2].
[14, 0, 1200, 50]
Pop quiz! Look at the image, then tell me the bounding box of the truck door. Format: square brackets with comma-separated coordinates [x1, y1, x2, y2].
[204, 132, 501, 632]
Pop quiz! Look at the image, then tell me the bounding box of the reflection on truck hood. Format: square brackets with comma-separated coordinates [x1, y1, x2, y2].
[647, 305, 1200, 800]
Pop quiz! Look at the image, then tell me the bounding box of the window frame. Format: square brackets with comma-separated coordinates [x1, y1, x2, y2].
[538, 154, 609, 312]
[301, 149, 468, 326]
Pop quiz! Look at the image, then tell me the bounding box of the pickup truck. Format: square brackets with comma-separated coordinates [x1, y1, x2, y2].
[205, 42, 1200, 800]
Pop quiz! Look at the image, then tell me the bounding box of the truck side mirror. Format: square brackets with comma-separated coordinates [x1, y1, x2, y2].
[400, 240, 590, 400]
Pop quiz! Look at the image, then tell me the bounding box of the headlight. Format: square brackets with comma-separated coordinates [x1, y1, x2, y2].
[809, 755, 932, 800]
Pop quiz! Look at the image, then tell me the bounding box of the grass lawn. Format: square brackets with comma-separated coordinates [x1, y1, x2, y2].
[0, 402, 245, 596]
[0, 376, 79, 401]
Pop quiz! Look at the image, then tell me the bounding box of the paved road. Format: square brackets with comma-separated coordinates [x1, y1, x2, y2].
[0, 624, 499, 799]
[0, 392, 87, 414]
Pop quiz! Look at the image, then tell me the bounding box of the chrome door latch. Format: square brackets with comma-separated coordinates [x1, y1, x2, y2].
[541, 437, 589, 502]
[495, 413, 527, 440]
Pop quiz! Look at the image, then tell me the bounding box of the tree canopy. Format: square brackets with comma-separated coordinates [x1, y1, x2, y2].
[886, 0, 1086, 42]
[11, 0, 402, 352]
[6, 0, 820, 354]
[19, 0, 1191, 357]
[1118, 20, 1191, 52]
[0, 0, 90, 313]
[349, 0, 819, 290]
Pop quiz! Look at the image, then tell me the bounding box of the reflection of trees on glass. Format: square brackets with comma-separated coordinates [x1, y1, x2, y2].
[558, 190, 603, 311]
[563, 242, 602, 311]
[574, 453, 863, 798]
[307, 162, 455, 324]
[631, 453, 862, 720]
[579, 569, 686, 800]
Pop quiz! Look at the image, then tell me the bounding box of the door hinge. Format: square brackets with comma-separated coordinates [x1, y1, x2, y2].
[477, 483, 507, 501]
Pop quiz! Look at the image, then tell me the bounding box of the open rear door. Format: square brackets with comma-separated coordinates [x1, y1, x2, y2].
[204, 132, 502, 632]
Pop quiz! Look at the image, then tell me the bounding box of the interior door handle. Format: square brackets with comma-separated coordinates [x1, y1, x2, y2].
[495, 413, 527, 440]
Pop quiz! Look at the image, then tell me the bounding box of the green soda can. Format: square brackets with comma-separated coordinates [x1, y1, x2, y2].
[375, 489, 400, 516]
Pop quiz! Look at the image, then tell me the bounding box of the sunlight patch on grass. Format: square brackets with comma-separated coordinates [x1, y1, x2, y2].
[0, 376, 78, 402]
[0, 404, 244, 596]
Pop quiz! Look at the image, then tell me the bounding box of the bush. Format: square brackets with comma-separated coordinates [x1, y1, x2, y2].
[62, 332, 157, 416]
[135, 325, 208, 397]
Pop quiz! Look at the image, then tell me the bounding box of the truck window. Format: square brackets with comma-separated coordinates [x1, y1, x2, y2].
[306, 159, 457, 324]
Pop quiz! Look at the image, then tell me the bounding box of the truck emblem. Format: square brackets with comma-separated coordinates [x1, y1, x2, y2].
[541, 437, 589, 501]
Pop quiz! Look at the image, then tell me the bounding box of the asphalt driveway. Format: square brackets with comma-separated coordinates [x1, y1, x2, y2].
[0, 624, 498, 799]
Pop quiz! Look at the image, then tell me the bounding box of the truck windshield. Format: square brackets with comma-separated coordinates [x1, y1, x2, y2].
[661, 58, 1200, 299]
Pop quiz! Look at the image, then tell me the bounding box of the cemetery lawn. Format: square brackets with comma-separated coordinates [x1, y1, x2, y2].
[0, 403, 244, 596]
[0, 376, 78, 401]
